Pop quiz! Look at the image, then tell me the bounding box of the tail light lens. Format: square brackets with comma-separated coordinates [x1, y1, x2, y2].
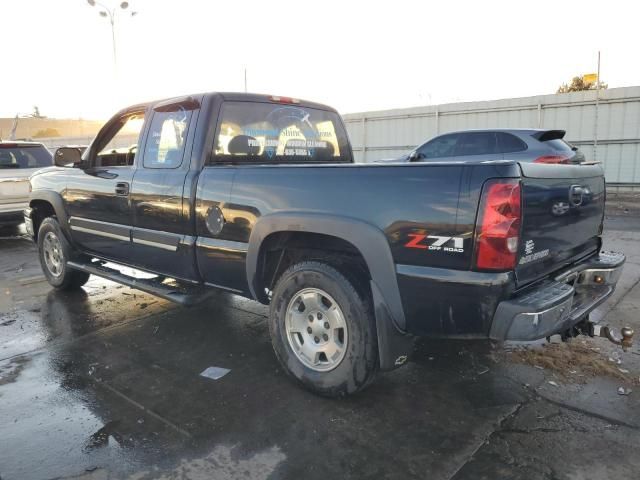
[474, 179, 521, 271]
[269, 95, 300, 104]
[534, 155, 569, 164]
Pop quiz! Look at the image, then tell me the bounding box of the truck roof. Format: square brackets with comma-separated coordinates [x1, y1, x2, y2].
[118, 92, 339, 116]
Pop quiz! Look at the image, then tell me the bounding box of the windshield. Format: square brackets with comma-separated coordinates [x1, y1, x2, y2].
[0, 145, 53, 169]
[211, 101, 353, 164]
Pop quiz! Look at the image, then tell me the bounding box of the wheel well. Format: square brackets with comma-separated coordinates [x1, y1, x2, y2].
[30, 200, 56, 240]
[256, 232, 372, 303]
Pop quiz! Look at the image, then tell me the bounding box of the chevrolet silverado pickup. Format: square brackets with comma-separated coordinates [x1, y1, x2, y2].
[25, 92, 625, 396]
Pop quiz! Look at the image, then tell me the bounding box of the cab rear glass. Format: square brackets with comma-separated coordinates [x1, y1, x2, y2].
[0, 145, 53, 169]
[209, 101, 352, 165]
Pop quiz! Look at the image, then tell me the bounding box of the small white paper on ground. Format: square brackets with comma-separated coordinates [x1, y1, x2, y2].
[200, 366, 231, 381]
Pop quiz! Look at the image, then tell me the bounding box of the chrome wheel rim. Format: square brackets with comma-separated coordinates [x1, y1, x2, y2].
[285, 288, 348, 372]
[43, 231, 64, 277]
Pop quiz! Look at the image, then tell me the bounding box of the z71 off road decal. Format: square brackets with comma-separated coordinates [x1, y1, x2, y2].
[405, 234, 464, 253]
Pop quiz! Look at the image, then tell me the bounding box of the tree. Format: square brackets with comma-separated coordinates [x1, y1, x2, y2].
[557, 76, 608, 94]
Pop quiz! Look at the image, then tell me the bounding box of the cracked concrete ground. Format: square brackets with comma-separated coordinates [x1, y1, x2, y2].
[1, 211, 640, 480]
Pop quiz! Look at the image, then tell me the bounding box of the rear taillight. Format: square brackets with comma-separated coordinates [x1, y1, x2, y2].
[533, 155, 569, 164]
[474, 179, 521, 271]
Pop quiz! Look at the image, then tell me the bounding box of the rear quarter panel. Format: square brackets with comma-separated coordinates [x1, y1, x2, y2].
[217, 163, 467, 267]
[195, 161, 521, 337]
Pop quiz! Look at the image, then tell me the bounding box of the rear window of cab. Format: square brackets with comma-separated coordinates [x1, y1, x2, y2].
[210, 101, 352, 165]
[0, 145, 52, 169]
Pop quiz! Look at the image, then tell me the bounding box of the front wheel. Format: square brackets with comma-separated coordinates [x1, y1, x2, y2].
[37, 217, 90, 290]
[269, 261, 378, 396]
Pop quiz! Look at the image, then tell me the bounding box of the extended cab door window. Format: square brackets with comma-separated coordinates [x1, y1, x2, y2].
[142, 109, 193, 169]
[209, 101, 352, 165]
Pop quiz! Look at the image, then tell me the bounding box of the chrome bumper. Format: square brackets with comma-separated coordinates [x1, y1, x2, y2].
[490, 252, 625, 341]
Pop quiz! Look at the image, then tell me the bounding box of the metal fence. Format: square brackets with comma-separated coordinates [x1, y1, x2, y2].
[343, 86, 640, 185]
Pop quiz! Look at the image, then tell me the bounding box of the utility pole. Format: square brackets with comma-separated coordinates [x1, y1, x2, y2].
[594, 51, 601, 161]
[244, 68, 248, 93]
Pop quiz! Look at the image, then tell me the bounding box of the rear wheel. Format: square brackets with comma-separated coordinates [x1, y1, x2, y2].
[269, 261, 378, 396]
[38, 217, 90, 290]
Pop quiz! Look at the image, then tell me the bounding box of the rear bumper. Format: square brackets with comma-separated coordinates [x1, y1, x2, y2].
[490, 251, 625, 341]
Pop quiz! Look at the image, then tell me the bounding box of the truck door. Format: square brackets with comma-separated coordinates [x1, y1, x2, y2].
[65, 109, 146, 263]
[129, 97, 201, 281]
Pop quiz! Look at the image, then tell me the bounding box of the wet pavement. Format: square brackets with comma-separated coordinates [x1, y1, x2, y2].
[1, 215, 640, 480]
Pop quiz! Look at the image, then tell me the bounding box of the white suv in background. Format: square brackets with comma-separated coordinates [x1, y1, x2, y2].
[0, 141, 53, 227]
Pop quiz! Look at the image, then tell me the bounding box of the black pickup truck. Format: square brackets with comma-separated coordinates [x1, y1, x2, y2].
[25, 92, 625, 396]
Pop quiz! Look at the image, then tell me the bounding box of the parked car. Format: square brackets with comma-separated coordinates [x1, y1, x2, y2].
[0, 141, 53, 226]
[25, 93, 624, 396]
[393, 129, 585, 164]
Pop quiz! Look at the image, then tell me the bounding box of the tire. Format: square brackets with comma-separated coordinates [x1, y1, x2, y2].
[37, 217, 90, 290]
[269, 261, 378, 396]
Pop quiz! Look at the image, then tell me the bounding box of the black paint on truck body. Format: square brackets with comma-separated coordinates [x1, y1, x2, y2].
[28, 92, 613, 343]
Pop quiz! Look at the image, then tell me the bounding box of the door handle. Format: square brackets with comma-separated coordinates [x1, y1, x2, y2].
[115, 182, 130, 196]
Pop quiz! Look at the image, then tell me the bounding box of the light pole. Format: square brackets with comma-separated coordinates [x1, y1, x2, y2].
[594, 51, 601, 162]
[86, 0, 137, 74]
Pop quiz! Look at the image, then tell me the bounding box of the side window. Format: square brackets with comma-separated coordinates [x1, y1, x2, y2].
[497, 132, 527, 153]
[455, 132, 498, 156]
[417, 134, 459, 159]
[143, 108, 193, 169]
[95, 113, 145, 167]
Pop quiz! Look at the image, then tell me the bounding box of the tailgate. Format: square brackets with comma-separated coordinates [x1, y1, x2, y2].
[516, 162, 605, 287]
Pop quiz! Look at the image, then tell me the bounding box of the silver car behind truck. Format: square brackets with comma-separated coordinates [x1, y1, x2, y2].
[0, 141, 53, 226]
[394, 129, 585, 164]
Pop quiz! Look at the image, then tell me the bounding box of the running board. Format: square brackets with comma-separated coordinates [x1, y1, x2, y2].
[67, 260, 214, 306]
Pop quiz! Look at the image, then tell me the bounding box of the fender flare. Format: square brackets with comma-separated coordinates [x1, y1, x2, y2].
[246, 212, 406, 331]
[29, 190, 72, 240]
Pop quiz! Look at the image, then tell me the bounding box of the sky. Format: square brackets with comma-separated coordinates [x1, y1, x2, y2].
[1, 0, 639, 120]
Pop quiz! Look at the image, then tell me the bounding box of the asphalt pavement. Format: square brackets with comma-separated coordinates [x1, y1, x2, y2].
[1, 213, 640, 480]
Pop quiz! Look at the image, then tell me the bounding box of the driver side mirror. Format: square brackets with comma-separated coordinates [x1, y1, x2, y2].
[54, 147, 83, 167]
[408, 151, 425, 162]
